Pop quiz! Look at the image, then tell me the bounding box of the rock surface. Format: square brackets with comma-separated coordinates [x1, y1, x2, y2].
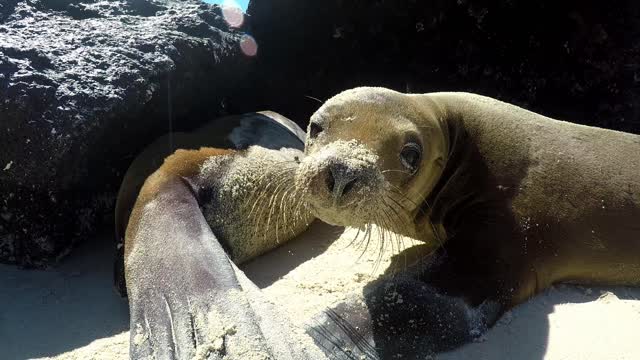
[0, 0, 252, 266]
[3, 0, 639, 267]
[248, 0, 640, 134]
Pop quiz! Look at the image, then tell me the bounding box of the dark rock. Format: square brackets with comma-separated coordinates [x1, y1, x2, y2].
[4, 0, 639, 267]
[247, 0, 640, 134]
[0, 0, 253, 266]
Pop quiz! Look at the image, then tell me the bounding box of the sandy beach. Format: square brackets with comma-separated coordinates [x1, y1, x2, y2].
[2, 222, 639, 360]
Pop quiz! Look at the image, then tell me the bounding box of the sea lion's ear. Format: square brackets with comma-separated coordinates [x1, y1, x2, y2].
[309, 122, 323, 139]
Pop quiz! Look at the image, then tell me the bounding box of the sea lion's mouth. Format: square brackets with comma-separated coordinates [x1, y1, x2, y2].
[295, 139, 386, 227]
[308, 203, 362, 227]
[303, 193, 377, 228]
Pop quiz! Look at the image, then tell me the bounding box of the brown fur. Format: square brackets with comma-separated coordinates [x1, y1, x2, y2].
[301, 86, 640, 308]
[123, 148, 234, 258]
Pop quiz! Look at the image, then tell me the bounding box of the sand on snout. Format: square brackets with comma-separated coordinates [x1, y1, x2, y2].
[8, 222, 640, 360]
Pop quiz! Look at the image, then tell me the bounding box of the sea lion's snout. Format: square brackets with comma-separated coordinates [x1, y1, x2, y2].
[296, 139, 384, 226]
[323, 160, 359, 204]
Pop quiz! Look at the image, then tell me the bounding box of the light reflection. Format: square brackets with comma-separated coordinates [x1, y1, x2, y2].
[221, 0, 244, 28]
[205, 0, 257, 57]
[240, 34, 258, 57]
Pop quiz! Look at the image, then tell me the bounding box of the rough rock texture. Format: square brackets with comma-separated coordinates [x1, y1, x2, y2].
[247, 0, 640, 134]
[3, 0, 639, 267]
[0, 0, 252, 266]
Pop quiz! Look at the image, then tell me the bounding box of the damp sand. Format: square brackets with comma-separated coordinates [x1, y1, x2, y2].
[3, 222, 640, 360]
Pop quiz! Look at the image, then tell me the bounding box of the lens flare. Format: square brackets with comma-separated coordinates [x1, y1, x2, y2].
[221, 0, 244, 28]
[240, 34, 258, 57]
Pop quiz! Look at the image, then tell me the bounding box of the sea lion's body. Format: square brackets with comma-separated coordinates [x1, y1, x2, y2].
[422, 92, 640, 306]
[300, 87, 640, 358]
[117, 112, 321, 359]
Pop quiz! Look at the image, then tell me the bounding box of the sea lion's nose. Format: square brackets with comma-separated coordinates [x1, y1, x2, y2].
[325, 163, 358, 201]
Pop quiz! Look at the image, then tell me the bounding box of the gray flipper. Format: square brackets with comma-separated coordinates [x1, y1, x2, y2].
[307, 274, 503, 360]
[127, 178, 323, 359]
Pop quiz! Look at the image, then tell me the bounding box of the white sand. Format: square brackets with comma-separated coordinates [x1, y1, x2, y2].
[2, 222, 639, 360]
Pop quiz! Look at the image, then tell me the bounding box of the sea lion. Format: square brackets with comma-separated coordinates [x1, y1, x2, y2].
[116, 112, 324, 359]
[114, 111, 306, 295]
[298, 87, 640, 358]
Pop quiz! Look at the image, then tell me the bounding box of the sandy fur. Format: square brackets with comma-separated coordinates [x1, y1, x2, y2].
[296, 139, 385, 227]
[198, 146, 314, 263]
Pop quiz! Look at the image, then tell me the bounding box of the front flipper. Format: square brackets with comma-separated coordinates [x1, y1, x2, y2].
[306, 295, 380, 360]
[307, 275, 502, 359]
[126, 177, 324, 359]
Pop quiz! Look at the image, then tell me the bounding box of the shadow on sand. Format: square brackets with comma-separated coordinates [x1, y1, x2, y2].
[242, 220, 345, 288]
[2, 222, 639, 359]
[0, 232, 129, 360]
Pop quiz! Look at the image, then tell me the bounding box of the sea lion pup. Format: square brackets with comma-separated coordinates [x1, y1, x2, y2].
[298, 87, 640, 358]
[117, 112, 324, 359]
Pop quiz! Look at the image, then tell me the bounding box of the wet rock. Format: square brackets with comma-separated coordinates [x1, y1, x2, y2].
[248, 0, 640, 134]
[0, 0, 252, 266]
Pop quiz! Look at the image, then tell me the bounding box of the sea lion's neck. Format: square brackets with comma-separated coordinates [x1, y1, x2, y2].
[414, 99, 488, 243]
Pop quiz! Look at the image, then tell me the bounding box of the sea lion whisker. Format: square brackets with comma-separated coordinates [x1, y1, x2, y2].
[345, 225, 363, 249]
[248, 178, 281, 239]
[243, 166, 292, 204]
[370, 212, 390, 274]
[245, 166, 295, 204]
[381, 169, 413, 175]
[359, 223, 374, 260]
[253, 175, 292, 218]
[386, 186, 446, 250]
[387, 185, 425, 211]
[279, 187, 297, 236]
[377, 212, 398, 273]
[291, 186, 310, 227]
[380, 196, 410, 270]
[273, 188, 283, 244]
[379, 205, 401, 259]
[353, 223, 372, 262]
[246, 172, 290, 221]
[280, 186, 302, 237]
[380, 194, 416, 264]
[381, 216, 394, 271]
[265, 180, 290, 243]
[381, 194, 410, 231]
[304, 95, 324, 103]
[384, 190, 412, 213]
[249, 172, 298, 242]
[272, 183, 294, 242]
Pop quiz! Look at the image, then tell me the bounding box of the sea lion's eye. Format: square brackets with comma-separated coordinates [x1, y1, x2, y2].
[309, 122, 323, 139]
[400, 142, 422, 173]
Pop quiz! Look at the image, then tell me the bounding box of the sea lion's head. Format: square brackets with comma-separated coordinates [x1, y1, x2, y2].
[295, 87, 449, 236]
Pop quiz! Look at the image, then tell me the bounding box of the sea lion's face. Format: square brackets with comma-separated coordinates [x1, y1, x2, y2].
[296, 87, 447, 233]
